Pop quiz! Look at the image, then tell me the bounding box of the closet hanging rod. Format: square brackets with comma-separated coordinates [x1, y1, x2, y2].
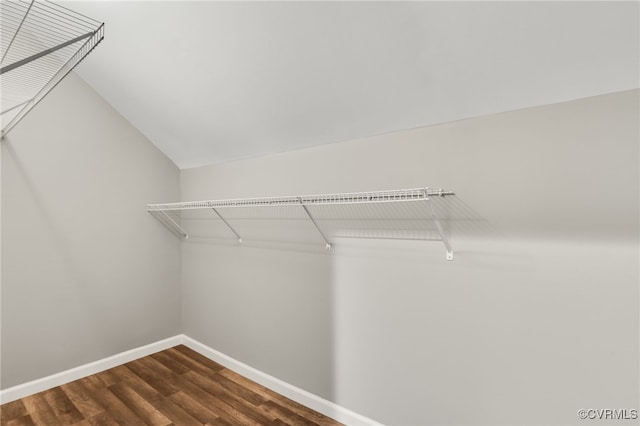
[147, 188, 454, 211]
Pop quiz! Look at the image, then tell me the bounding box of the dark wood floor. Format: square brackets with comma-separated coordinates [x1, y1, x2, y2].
[0, 345, 343, 426]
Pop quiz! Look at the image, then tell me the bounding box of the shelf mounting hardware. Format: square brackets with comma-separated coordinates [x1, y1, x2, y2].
[425, 189, 454, 260]
[156, 210, 189, 239]
[299, 198, 332, 251]
[208, 203, 243, 243]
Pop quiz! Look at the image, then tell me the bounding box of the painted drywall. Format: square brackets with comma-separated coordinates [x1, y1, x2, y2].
[1, 72, 181, 389]
[69, 1, 639, 168]
[181, 90, 639, 425]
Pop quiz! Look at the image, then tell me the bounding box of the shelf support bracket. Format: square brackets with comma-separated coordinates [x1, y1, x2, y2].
[209, 205, 242, 243]
[427, 194, 453, 261]
[299, 199, 331, 251]
[155, 210, 189, 239]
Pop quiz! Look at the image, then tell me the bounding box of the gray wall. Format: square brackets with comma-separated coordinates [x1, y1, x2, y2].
[181, 90, 639, 425]
[1, 73, 181, 388]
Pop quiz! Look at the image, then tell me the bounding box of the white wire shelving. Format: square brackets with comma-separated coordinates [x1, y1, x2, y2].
[148, 187, 457, 260]
[0, 0, 104, 136]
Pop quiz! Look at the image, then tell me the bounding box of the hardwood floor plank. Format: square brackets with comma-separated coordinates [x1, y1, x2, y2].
[0, 400, 28, 423]
[107, 365, 146, 386]
[108, 367, 200, 426]
[82, 411, 120, 426]
[3, 415, 35, 426]
[124, 359, 179, 397]
[85, 387, 146, 425]
[180, 370, 276, 425]
[210, 372, 267, 406]
[137, 395, 202, 426]
[166, 391, 220, 424]
[134, 356, 175, 379]
[173, 346, 224, 372]
[164, 348, 221, 379]
[93, 370, 119, 388]
[218, 369, 341, 426]
[41, 387, 84, 425]
[217, 368, 280, 400]
[59, 381, 104, 419]
[67, 421, 91, 426]
[170, 374, 262, 426]
[108, 383, 171, 426]
[21, 393, 62, 426]
[109, 366, 166, 406]
[203, 418, 235, 426]
[149, 352, 191, 375]
[261, 400, 323, 426]
[1, 346, 344, 426]
[269, 393, 343, 426]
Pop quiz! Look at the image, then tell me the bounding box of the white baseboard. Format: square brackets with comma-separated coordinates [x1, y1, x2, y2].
[0, 334, 381, 425]
[182, 335, 383, 426]
[0, 335, 183, 404]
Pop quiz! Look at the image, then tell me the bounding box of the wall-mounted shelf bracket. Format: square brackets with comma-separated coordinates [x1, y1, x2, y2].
[209, 204, 243, 243]
[299, 198, 332, 251]
[153, 210, 189, 239]
[426, 189, 453, 261]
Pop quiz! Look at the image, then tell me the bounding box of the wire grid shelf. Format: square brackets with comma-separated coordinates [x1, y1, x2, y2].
[147, 188, 453, 211]
[1, 0, 104, 135]
[148, 188, 456, 260]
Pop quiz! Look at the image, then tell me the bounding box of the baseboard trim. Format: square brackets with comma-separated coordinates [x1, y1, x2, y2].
[1, 334, 382, 425]
[0, 335, 183, 404]
[182, 335, 383, 426]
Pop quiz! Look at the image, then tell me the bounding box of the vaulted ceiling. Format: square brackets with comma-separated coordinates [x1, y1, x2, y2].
[62, 1, 638, 169]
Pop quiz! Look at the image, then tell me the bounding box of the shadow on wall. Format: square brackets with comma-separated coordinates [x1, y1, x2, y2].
[2, 140, 118, 343]
[1, 139, 125, 388]
[180, 239, 338, 400]
[177, 194, 492, 406]
[177, 192, 638, 425]
[154, 194, 494, 251]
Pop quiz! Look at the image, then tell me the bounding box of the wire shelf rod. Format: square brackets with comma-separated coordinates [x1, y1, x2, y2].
[32, 1, 101, 28]
[35, 0, 101, 26]
[1, 8, 93, 38]
[0, 11, 91, 37]
[0, 0, 34, 64]
[0, 13, 90, 37]
[3, 2, 97, 33]
[147, 188, 454, 212]
[0, 22, 81, 47]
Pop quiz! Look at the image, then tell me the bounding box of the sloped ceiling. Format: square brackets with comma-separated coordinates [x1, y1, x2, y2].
[62, 1, 638, 169]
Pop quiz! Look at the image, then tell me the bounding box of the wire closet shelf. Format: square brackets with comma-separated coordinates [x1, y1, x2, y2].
[148, 187, 456, 260]
[0, 0, 104, 136]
